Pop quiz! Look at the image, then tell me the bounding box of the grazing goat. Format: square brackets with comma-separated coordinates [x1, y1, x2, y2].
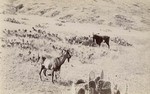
[97, 80, 112, 94]
[39, 50, 72, 83]
[89, 80, 98, 94]
[78, 88, 85, 94]
[93, 34, 110, 48]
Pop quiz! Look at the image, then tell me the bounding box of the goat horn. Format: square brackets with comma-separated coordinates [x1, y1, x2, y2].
[61, 50, 64, 54]
[67, 49, 70, 51]
[64, 49, 67, 52]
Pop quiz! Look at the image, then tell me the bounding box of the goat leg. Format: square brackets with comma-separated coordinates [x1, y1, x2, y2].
[58, 70, 61, 80]
[39, 65, 45, 81]
[51, 70, 54, 83]
[99, 43, 101, 47]
[55, 72, 58, 80]
[43, 69, 47, 77]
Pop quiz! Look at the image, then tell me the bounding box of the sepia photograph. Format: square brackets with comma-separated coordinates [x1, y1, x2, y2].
[0, 0, 150, 94]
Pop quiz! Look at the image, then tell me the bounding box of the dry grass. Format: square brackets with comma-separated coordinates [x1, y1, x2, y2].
[0, 0, 150, 94]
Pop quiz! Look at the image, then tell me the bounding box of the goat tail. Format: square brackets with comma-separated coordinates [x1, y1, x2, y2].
[37, 53, 46, 67]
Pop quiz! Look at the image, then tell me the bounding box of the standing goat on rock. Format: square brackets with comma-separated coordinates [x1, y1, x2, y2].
[39, 50, 72, 83]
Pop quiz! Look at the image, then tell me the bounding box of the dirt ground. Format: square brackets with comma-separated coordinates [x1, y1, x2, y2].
[0, 0, 150, 94]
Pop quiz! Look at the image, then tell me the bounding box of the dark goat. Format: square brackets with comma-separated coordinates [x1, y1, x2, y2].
[39, 50, 72, 83]
[78, 88, 85, 94]
[89, 81, 98, 94]
[97, 80, 111, 94]
[93, 34, 110, 48]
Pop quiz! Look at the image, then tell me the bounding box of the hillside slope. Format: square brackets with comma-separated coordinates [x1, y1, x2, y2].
[0, 0, 150, 94]
[1, 0, 150, 31]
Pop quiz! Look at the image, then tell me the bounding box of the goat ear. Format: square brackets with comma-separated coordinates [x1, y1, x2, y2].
[62, 49, 66, 54]
[64, 49, 67, 52]
[61, 50, 64, 54]
[67, 49, 70, 52]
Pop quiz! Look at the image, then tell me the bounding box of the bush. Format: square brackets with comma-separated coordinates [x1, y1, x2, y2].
[111, 37, 132, 46]
[67, 36, 96, 47]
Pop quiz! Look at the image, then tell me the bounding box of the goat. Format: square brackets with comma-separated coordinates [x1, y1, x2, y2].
[89, 80, 98, 94]
[97, 80, 112, 94]
[78, 88, 85, 94]
[93, 34, 110, 48]
[39, 50, 72, 83]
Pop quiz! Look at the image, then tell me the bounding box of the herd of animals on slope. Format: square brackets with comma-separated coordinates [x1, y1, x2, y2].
[1, 26, 132, 94]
